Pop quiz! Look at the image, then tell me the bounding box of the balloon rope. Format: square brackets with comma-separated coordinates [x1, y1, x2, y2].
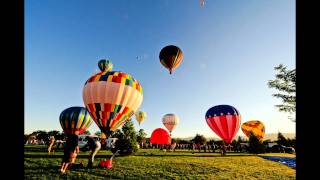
[110, 150, 120, 160]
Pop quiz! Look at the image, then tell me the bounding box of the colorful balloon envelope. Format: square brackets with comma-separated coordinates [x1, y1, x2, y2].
[135, 111, 147, 125]
[159, 45, 184, 74]
[150, 128, 171, 145]
[241, 120, 265, 140]
[83, 60, 143, 137]
[59, 106, 93, 135]
[162, 113, 179, 135]
[205, 105, 241, 144]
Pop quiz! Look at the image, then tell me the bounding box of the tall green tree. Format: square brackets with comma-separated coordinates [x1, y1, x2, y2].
[48, 130, 60, 138]
[137, 129, 147, 146]
[268, 64, 296, 121]
[33, 130, 49, 141]
[114, 120, 138, 155]
[192, 134, 207, 145]
[277, 132, 288, 146]
[248, 132, 266, 154]
[237, 136, 244, 143]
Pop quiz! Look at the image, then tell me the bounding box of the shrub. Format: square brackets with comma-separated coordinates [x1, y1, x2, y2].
[248, 132, 266, 154]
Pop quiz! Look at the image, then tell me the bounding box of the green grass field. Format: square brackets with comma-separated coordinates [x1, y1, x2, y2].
[25, 145, 295, 179]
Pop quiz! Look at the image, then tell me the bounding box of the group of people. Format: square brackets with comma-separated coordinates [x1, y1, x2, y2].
[58, 133, 102, 174]
[144, 142, 236, 155]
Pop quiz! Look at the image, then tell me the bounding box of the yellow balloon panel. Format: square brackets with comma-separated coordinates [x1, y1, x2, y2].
[241, 120, 265, 140]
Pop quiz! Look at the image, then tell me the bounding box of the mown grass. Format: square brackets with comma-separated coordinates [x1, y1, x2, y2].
[24, 145, 295, 180]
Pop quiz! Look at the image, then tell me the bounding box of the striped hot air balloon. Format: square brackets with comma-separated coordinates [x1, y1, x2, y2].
[159, 45, 184, 74]
[205, 105, 241, 144]
[59, 107, 93, 135]
[241, 120, 265, 140]
[83, 60, 143, 138]
[162, 113, 179, 136]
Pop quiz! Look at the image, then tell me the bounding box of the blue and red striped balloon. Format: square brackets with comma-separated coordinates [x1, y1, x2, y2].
[205, 105, 241, 144]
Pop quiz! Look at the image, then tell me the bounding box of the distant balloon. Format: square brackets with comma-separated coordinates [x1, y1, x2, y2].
[241, 120, 265, 140]
[205, 105, 241, 144]
[135, 111, 147, 125]
[162, 113, 180, 135]
[150, 128, 171, 145]
[98, 59, 113, 72]
[159, 45, 184, 74]
[59, 107, 93, 135]
[83, 59, 143, 138]
[200, 0, 205, 7]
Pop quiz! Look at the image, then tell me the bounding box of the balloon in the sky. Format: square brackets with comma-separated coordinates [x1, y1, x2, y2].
[135, 111, 147, 125]
[205, 105, 241, 144]
[83, 59, 143, 138]
[200, 0, 205, 7]
[98, 59, 113, 72]
[241, 120, 265, 140]
[59, 106, 93, 135]
[159, 45, 184, 74]
[150, 128, 171, 145]
[162, 113, 180, 135]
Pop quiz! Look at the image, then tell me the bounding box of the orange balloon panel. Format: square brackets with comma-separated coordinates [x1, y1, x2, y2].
[241, 120, 265, 140]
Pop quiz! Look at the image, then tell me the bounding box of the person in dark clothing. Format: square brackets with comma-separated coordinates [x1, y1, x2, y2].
[60, 134, 79, 174]
[220, 143, 227, 156]
[84, 136, 101, 168]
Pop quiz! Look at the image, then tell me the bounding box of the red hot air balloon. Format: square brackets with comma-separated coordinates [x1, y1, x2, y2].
[150, 128, 171, 145]
[205, 105, 241, 144]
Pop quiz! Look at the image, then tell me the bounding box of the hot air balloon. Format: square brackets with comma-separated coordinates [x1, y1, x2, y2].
[83, 59, 143, 138]
[135, 111, 147, 125]
[241, 120, 265, 140]
[162, 114, 179, 136]
[205, 105, 241, 144]
[59, 106, 93, 135]
[98, 59, 113, 72]
[150, 128, 171, 145]
[159, 45, 183, 74]
[200, 0, 205, 7]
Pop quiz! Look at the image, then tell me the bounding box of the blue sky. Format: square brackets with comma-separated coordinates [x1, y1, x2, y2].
[25, 0, 295, 138]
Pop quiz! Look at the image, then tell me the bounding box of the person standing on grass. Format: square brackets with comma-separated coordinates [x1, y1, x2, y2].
[60, 133, 79, 174]
[84, 136, 101, 168]
[48, 136, 55, 155]
[220, 142, 227, 156]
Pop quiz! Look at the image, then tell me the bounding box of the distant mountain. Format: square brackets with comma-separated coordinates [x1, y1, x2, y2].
[174, 133, 295, 141]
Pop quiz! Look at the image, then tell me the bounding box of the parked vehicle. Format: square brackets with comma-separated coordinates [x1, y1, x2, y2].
[270, 145, 286, 153]
[78, 135, 100, 149]
[284, 146, 295, 154]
